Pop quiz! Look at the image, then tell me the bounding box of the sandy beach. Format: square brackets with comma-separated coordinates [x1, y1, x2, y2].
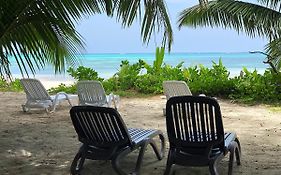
[0, 90, 281, 175]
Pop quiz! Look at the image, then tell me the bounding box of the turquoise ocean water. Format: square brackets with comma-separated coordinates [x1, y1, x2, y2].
[11, 52, 267, 79]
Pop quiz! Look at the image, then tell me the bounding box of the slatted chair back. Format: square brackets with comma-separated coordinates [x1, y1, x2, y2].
[20, 78, 51, 101]
[70, 106, 132, 149]
[163, 81, 192, 100]
[166, 96, 225, 155]
[77, 81, 107, 106]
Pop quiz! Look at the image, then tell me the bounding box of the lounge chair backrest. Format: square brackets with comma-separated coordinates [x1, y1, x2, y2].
[163, 81, 192, 100]
[20, 78, 51, 101]
[77, 81, 107, 106]
[166, 96, 225, 154]
[70, 106, 132, 148]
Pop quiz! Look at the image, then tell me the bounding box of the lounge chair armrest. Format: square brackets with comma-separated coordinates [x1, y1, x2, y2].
[51, 92, 73, 111]
[107, 93, 120, 110]
[112, 94, 120, 110]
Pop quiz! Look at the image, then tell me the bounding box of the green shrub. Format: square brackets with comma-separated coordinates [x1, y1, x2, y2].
[0, 78, 23, 92]
[135, 74, 163, 93]
[229, 68, 281, 103]
[9, 79, 23, 91]
[67, 66, 103, 81]
[134, 62, 186, 94]
[134, 47, 186, 94]
[48, 83, 77, 94]
[115, 60, 144, 90]
[185, 60, 234, 96]
[1, 47, 280, 104]
[103, 77, 119, 93]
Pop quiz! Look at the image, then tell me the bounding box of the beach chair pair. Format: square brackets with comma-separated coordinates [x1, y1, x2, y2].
[20, 79, 119, 112]
[69, 96, 241, 175]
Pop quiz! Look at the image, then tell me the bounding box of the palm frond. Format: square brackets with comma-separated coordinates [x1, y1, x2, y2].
[258, 0, 281, 12]
[178, 0, 281, 39]
[265, 38, 281, 71]
[114, 0, 173, 51]
[0, 0, 173, 79]
[0, 0, 112, 78]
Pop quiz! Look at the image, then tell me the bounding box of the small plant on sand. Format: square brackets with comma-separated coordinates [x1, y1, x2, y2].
[67, 66, 103, 81]
[48, 83, 77, 94]
[0, 78, 23, 92]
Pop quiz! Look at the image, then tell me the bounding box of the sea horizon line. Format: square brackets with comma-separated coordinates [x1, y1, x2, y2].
[79, 51, 255, 55]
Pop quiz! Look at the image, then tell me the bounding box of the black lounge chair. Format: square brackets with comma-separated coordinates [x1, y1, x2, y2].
[69, 106, 165, 175]
[165, 96, 241, 175]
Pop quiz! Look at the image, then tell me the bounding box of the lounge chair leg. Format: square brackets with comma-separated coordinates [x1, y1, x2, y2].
[70, 146, 87, 175]
[112, 152, 128, 175]
[228, 139, 242, 175]
[66, 96, 73, 106]
[235, 139, 241, 166]
[164, 150, 174, 175]
[22, 105, 28, 112]
[209, 159, 219, 175]
[134, 141, 150, 174]
[149, 133, 165, 160]
[235, 147, 241, 166]
[228, 149, 234, 175]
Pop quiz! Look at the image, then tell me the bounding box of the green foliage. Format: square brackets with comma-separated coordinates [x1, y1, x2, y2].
[0, 78, 23, 92]
[185, 59, 234, 96]
[135, 74, 163, 93]
[115, 60, 144, 90]
[229, 68, 281, 103]
[67, 66, 103, 81]
[1, 0, 173, 78]
[103, 77, 119, 93]
[178, 0, 281, 73]
[3, 46, 279, 104]
[32, 59, 281, 104]
[48, 83, 77, 95]
[134, 47, 186, 94]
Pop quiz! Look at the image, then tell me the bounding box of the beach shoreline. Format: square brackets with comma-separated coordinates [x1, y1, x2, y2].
[9, 52, 268, 88]
[14, 67, 267, 90]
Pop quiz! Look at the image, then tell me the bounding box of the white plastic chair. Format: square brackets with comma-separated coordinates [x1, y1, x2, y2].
[77, 81, 119, 109]
[20, 78, 75, 112]
[162, 80, 192, 115]
[163, 80, 192, 100]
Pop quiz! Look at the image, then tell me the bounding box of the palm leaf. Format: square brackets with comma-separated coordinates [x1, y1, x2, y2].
[0, 0, 173, 79]
[114, 0, 173, 51]
[0, 0, 111, 78]
[178, 0, 281, 39]
[265, 38, 281, 70]
[178, 0, 281, 72]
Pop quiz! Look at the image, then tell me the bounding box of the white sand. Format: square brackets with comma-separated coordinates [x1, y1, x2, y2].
[0, 92, 280, 175]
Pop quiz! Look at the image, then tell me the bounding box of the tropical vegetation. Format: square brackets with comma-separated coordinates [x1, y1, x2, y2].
[44, 48, 281, 103]
[3, 57, 280, 103]
[0, 0, 173, 79]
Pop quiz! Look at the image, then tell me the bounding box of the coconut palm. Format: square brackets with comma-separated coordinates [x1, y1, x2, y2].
[178, 0, 281, 72]
[0, 0, 173, 79]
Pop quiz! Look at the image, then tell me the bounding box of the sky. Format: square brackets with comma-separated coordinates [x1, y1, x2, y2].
[75, 0, 267, 54]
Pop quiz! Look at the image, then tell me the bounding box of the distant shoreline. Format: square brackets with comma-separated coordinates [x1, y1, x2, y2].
[13, 67, 267, 90]
[10, 52, 268, 89]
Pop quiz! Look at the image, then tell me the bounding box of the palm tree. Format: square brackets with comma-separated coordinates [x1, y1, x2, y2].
[0, 0, 173, 79]
[178, 0, 281, 72]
